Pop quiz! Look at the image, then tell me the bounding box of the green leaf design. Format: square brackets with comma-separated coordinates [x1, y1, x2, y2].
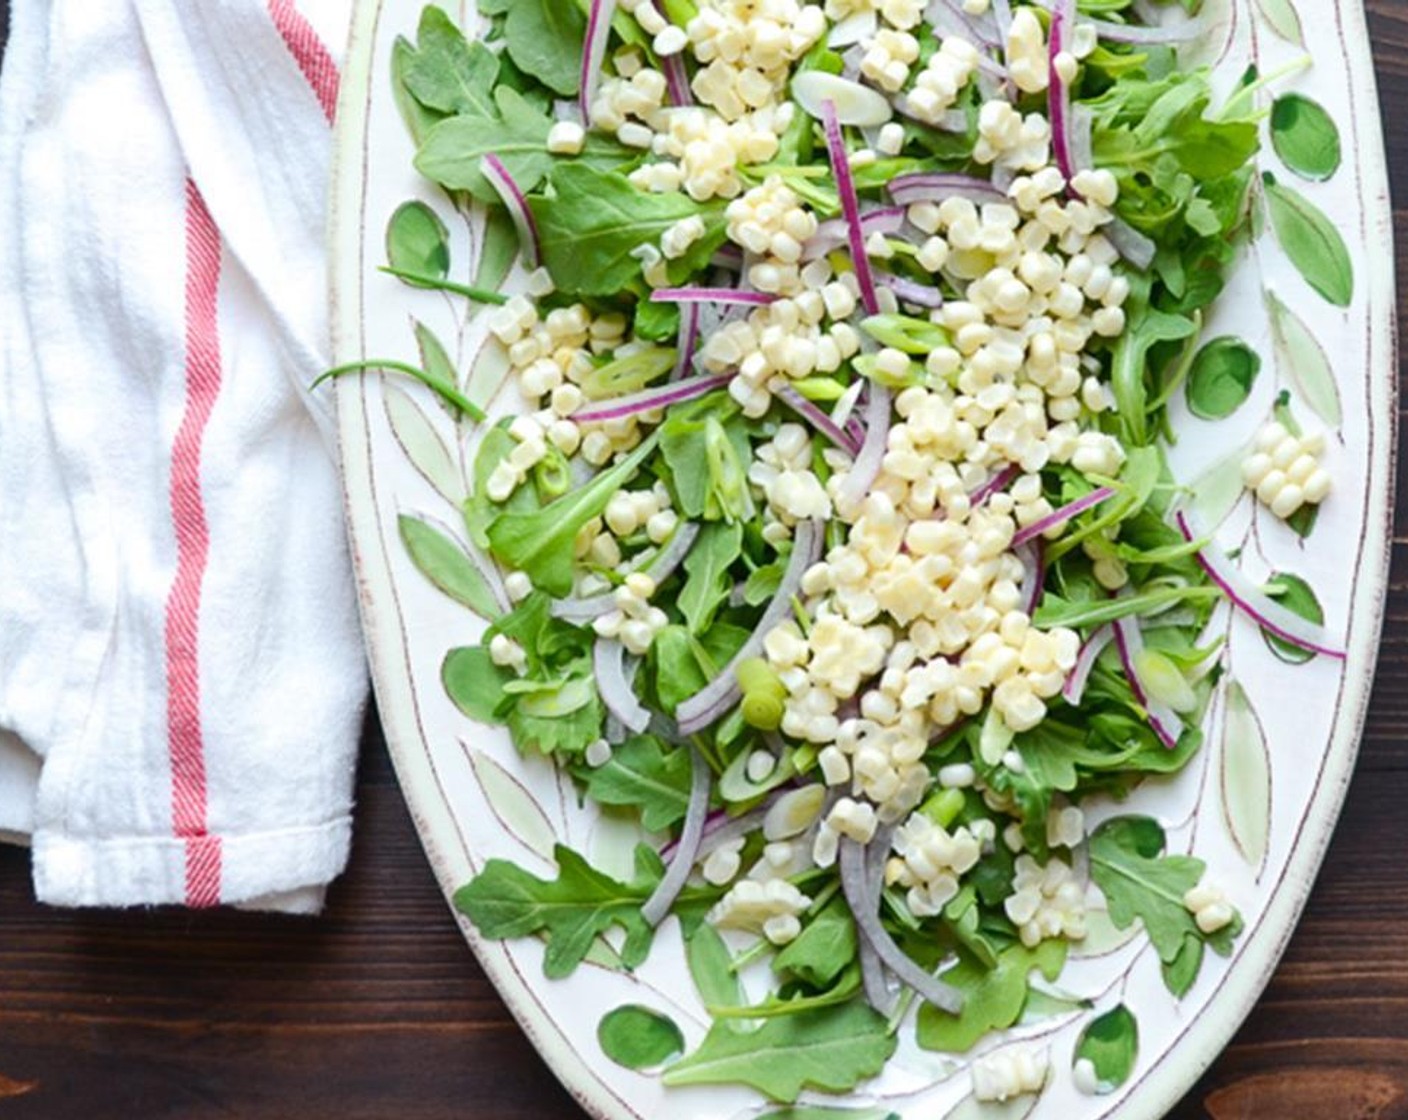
[383, 383, 464, 503]
[1262, 571, 1323, 665]
[1189, 445, 1250, 530]
[1271, 94, 1342, 182]
[386, 199, 450, 280]
[598, 1005, 685, 1070]
[1265, 289, 1343, 428]
[1075, 1004, 1139, 1094]
[398, 514, 500, 618]
[442, 645, 511, 724]
[759, 1110, 900, 1120]
[1255, 0, 1306, 46]
[464, 336, 513, 415]
[662, 1002, 897, 1102]
[475, 204, 519, 294]
[455, 844, 663, 979]
[1185, 337, 1262, 420]
[1221, 681, 1272, 871]
[467, 749, 557, 861]
[1069, 906, 1143, 959]
[1263, 173, 1354, 308]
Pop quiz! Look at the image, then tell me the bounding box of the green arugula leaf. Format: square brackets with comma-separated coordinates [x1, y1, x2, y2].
[916, 941, 1066, 1054]
[455, 844, 663, 978]
[499, 0, 586, 97]
[398, 514, 500, 619]
[772, 896, 858, 990]
[391, 36, 446, 145]
[487, 432, 659, 596]
[649, 625, 709, 713]
[530, 165, 727, 296]
[583, 735, 694, 832]
[415, 86, 553, 202]
[398, 6, 500, 116]
[686, 923, 746, 1013]
[662, 1001, 898, 1102]
[1089, 817, 1217, 968]
[679, 521, 743, 635]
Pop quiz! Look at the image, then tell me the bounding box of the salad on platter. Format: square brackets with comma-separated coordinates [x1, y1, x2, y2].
[336, 0, 1358, 1108]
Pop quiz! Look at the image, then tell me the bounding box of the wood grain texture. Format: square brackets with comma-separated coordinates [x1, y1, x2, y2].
[0, 3, 1404, 1117]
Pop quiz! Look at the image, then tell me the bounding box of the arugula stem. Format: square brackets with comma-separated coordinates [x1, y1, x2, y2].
[313, 360, 487, 422]
[379, 265, 509, 305]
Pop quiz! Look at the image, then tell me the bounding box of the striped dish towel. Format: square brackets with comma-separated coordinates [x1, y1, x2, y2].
[0, 0, 366, 913]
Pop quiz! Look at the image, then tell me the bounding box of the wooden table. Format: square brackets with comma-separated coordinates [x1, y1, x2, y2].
[1, 4, 1406, 1118]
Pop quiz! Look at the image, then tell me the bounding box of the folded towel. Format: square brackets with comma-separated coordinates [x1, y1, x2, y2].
[0, 0, 365, 913]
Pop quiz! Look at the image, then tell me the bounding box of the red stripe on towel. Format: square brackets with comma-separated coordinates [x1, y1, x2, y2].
[267, 0, 341, 124]
[165, 178, 225, 909]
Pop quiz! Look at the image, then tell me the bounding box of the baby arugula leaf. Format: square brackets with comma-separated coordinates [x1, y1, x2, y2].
[1089, 816, 1241, 996]
[442, 645, 512, 724]
[679, 521, 744, 635]
[583, 735, 695, 832]
[415, 86, 554, 202]
[772, 896, 858, 990]
[497, 0, 586, 97]
[487, 432, 659, 596]
[916, 941, 1066, 1054]
[661, 1001, 897, 1102]
[530, 165, 728, 296]
[455, 844, 664, 978]
[398, 5, 500, 117]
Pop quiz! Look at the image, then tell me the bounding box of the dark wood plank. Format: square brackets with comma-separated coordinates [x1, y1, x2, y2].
[0, 3, 1405, 1117]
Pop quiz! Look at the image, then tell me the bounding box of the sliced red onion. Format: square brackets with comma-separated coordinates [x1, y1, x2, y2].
[858, 939, 893, 1014]
[833, 379, 866, 428]
[712, 244, 744, 269]
[652, 287, 776, 306]
[642, 746, 711, 926]
[574, 372, 733, 424]
[875, 270, 945, 309]
[773, 382, 862, 455]
[675, 520, 825, 735]
[888, 173, 1008, 209]
[1175, 511, 1345, 659]
[661, 805, 769, 861]
[1068, 104, 1095, 183]
[805, 206, 907, 261]
[481, 154, 541, 268]
[594, 638, 651, 734]
[820, 99, 881, 317]
[1049, 0, 1077, 183]
[839, 838, 963, 1013]
[1112, 614, 1183, 750]
[845, 415, 867, 450]
[552, 522, 702, 623]
[969, 463, 1019, 508]
[1029, 0, 1203, 43]
[1016, 541, 1046, 615]
[672, 302, 702, 382]
[833, 384, 892, 517]
[929, 0, 1000, 48]
[1011, 486, 1115, 548]
[580, 0, 617, 127]
[991, 0, 1014, 45]
[1103, 215, 1157, 271]
[653, 5, 694, 107]
[1061, 624, 1115, 705]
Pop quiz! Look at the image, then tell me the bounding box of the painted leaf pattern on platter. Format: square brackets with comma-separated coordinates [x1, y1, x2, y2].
[1266, 289, 1343, 428]
[1254, 0, 1306, 47]
[383, 382, 465, 502]
[1221, 681, 1273, 872]
[467, 748, 558, 862]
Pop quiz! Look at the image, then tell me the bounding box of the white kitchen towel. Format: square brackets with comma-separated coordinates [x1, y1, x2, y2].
[0, 0, 367, 912]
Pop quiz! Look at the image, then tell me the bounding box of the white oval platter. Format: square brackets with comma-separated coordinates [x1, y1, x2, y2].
[329, 2, 1397, 1117]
